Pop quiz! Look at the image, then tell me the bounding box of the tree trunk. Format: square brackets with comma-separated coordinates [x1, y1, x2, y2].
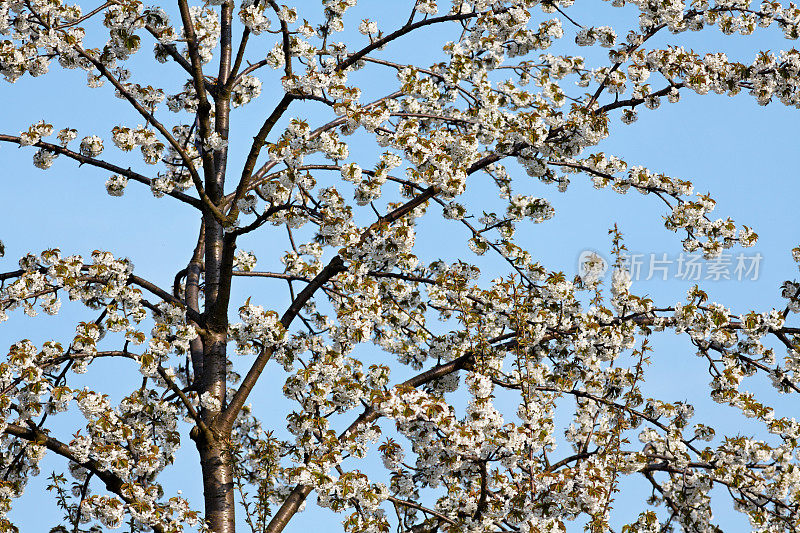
[198, 206, 235, 531]
[196, 429, 236, 533]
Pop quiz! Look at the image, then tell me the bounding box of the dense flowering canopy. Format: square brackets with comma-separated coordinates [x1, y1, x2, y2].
[1, 1, 800, 532]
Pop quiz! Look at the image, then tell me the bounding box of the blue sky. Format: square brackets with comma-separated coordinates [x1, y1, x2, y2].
[2, 1, 800, 531]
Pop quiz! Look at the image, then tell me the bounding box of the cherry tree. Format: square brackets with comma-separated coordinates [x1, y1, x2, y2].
[2, 0, 800, 532]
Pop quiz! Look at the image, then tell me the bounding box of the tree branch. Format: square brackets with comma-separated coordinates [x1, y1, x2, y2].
[127, 274, 206, 328]
[231, 269, 435, 284]
[387, 496, 457, 526]
[335, 8, 499, 73]
[217, 255, 346, 431]
[227, 93, 296, 219]
[71, 44, 226, 222]
[3, 423, 166, 533]
[175, 0, 220, 205]
[144, 24, 217, 97]
[267, 0, 293, 79]
[0, 134, 201, 208]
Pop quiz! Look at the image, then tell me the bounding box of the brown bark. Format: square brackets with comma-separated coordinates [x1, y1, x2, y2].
[196, 215, 235, 533]
[197, 210, 233, 533]
[195, 427, 236, 533]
